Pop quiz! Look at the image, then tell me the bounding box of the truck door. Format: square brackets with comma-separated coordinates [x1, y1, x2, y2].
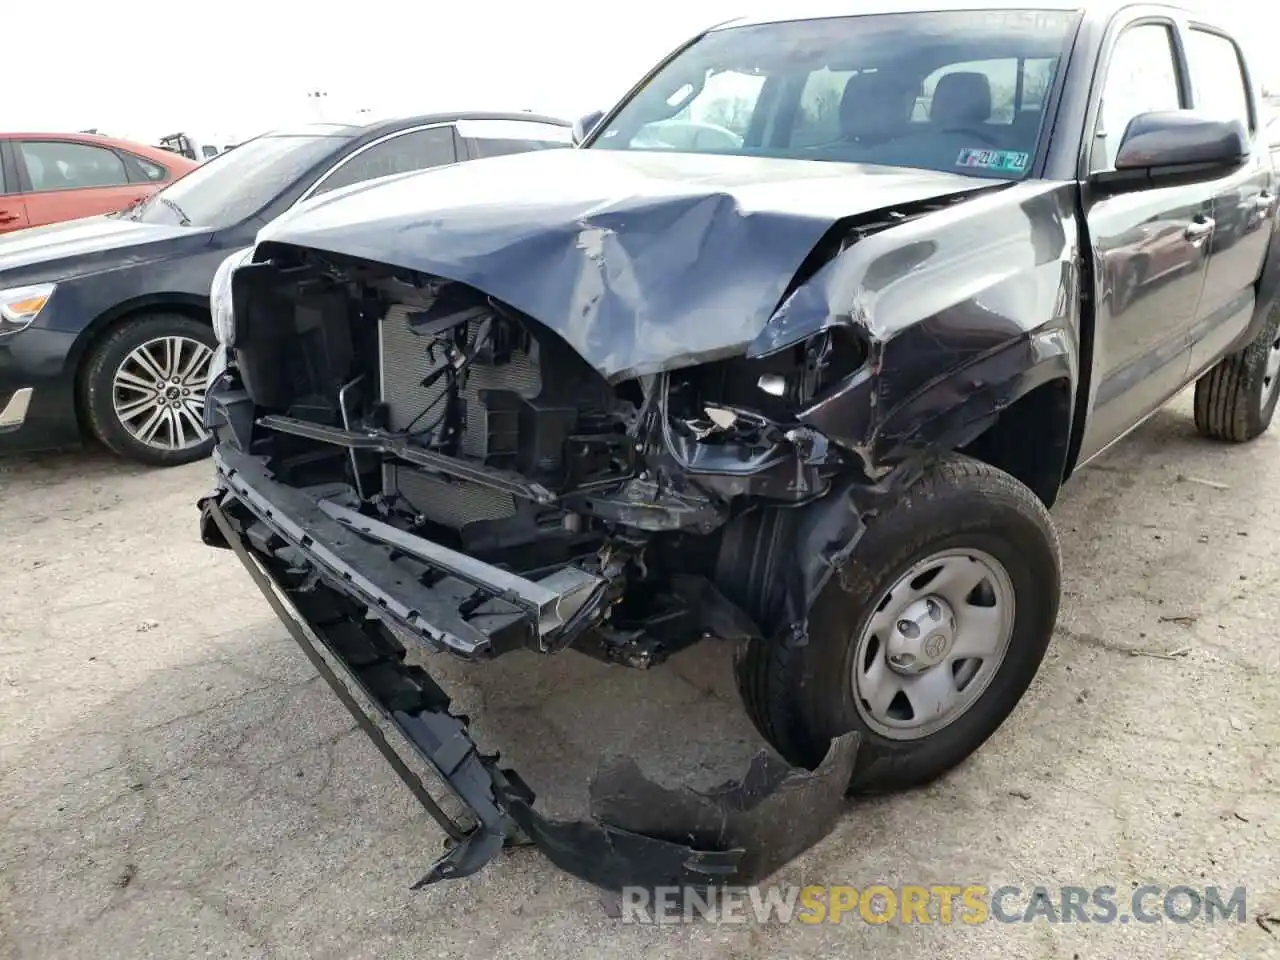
[1077, 18, 1212, 463]
[1181, 23, 1274, 378]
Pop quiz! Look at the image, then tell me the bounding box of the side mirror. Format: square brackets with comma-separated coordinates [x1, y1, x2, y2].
[571, 109, 606, 147]
[1092, 111, 1249, 195]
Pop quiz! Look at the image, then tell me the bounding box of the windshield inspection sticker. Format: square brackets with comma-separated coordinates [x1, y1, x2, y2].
[956, 148, 1030, 173]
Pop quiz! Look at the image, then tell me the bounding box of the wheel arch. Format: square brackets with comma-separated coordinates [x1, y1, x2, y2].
[959, 375, 1074, 509]
[70, 293, 211, 423]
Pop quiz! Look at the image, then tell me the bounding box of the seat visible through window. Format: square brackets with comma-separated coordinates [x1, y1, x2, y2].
[838, 72, 917, 144]
[929, 71, 993, 128]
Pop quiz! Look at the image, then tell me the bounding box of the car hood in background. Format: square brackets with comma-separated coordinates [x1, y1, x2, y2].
[0, 214, 201, 279]
[257, 148, 1006, 381]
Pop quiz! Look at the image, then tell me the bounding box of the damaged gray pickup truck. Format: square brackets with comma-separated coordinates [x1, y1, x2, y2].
[198, 1, 1280, 891]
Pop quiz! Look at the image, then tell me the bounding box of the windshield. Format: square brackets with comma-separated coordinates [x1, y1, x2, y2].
[589, 9, 1079, 180]
[130, 133, 347, 228]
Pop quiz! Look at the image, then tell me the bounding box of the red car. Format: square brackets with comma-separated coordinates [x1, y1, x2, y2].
[0, 132, 198, 234]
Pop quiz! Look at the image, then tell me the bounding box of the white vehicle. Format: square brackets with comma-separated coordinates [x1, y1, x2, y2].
[157, 133, 239, 162]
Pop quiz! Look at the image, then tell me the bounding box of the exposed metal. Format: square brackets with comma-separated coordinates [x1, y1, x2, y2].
[379, 305, 539, 525]
[852, 548, 1015, 741]
[1266, 328, 1280, 398]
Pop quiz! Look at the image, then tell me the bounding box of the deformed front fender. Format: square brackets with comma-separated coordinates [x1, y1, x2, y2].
[747, 181, 1082, 478]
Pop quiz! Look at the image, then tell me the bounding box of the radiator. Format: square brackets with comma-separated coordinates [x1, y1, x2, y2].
[378, 304, 542, 527]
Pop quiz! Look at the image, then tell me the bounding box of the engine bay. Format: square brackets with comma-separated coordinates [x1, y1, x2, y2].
[212, 245, 869, 664]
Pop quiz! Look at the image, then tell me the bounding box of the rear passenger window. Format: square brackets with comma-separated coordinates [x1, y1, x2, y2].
[124, 154, 168, 183]
[136, 158, 167, 181]
[1186, 29, 1252, 132]
[312, 126, 458, 196]
[18, 140, 131, 191]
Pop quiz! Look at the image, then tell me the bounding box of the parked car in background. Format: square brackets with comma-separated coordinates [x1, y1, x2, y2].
[0, 112, 572, 466]
[0, 132, 198, 234]
[157, 133, 240, 162]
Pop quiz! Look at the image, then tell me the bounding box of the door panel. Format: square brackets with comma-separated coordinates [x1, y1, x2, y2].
[23, 185, 140, 226]
[1184, 26, 1273, 376]
[0, 141, 30, 233]
[14, 139, 139, 227]
[1077, 20, 1209, 463]
[0, 199, 29, 233]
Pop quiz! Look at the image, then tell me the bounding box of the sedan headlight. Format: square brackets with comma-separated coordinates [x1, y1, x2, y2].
[210, 247, 254, 347]
[0, 283, 56, 337]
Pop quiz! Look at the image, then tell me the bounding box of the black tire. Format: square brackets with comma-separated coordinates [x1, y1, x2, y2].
[1193, 300, 1280, 443]
[726, 456, 1061, 794]
[81, 313, 217, 467]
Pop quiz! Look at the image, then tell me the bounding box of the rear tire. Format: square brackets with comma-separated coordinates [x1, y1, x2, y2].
[1192, 300, 1280, 443]
[726, 456, 1061, 793]
[81, 313, 217, 467]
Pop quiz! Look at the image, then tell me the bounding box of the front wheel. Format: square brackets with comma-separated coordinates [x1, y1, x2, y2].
[731, 456, 1061, 793]
[81, 313, 217, 467]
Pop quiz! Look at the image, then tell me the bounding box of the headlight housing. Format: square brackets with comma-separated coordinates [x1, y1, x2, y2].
[210, 247, 254, 347]
[0, 283, 56, 337]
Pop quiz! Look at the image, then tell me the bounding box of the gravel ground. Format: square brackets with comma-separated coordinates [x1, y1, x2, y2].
[1, 392, 1278, 960]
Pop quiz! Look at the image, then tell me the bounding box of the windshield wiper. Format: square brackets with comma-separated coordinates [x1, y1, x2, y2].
[157, 196, 192, 226]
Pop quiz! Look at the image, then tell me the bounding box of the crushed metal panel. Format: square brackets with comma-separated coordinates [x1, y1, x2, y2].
[254, 148, 1005, 381]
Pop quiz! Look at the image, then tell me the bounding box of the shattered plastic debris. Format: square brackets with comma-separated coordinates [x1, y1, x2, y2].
[502, 732, 861, 893]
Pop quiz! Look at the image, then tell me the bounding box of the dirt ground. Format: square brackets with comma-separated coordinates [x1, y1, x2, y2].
[2, 392, 1278, 960]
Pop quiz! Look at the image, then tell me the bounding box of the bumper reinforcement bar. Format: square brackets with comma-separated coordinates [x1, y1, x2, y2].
[208, 446, 608, 657]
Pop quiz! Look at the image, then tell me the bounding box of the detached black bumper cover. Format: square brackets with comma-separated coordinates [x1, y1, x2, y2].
[200, 449, 860, 891]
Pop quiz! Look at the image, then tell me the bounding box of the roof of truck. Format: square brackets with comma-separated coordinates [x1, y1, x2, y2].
[716, 0, 1223, 29]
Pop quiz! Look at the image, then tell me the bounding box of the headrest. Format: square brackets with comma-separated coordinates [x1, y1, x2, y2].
[839, 71, 913, 138]
[930, 71, 993, 126]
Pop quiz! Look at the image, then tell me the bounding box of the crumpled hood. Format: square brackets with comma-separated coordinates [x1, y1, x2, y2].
[0, 214, 198, 279]
[257, 148, 1005, 381]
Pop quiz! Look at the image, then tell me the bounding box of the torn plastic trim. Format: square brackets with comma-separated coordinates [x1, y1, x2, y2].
[206, 493, 862, 891]
[796, 326, 1076, 484]
[209, 445, 608, 658]
[555, 373, 842, 534]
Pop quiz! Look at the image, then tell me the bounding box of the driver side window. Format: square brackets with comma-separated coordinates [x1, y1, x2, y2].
[1093, 23, 1184, 172]
[631, 70, 766, 149]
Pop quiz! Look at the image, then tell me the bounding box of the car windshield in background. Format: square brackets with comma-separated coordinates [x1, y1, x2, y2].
[589, 9, 1080, 179]
[131, 133, 346, 228]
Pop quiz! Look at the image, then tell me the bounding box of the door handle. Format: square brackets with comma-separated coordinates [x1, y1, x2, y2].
[0, 212, 19, 224]
[1185, 217, 1215, 242]
[1254, 192, 1274, 212]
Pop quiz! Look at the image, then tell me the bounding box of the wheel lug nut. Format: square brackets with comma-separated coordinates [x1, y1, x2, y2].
[897, 619, 920, 638]
[926, 598, 940, 619]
